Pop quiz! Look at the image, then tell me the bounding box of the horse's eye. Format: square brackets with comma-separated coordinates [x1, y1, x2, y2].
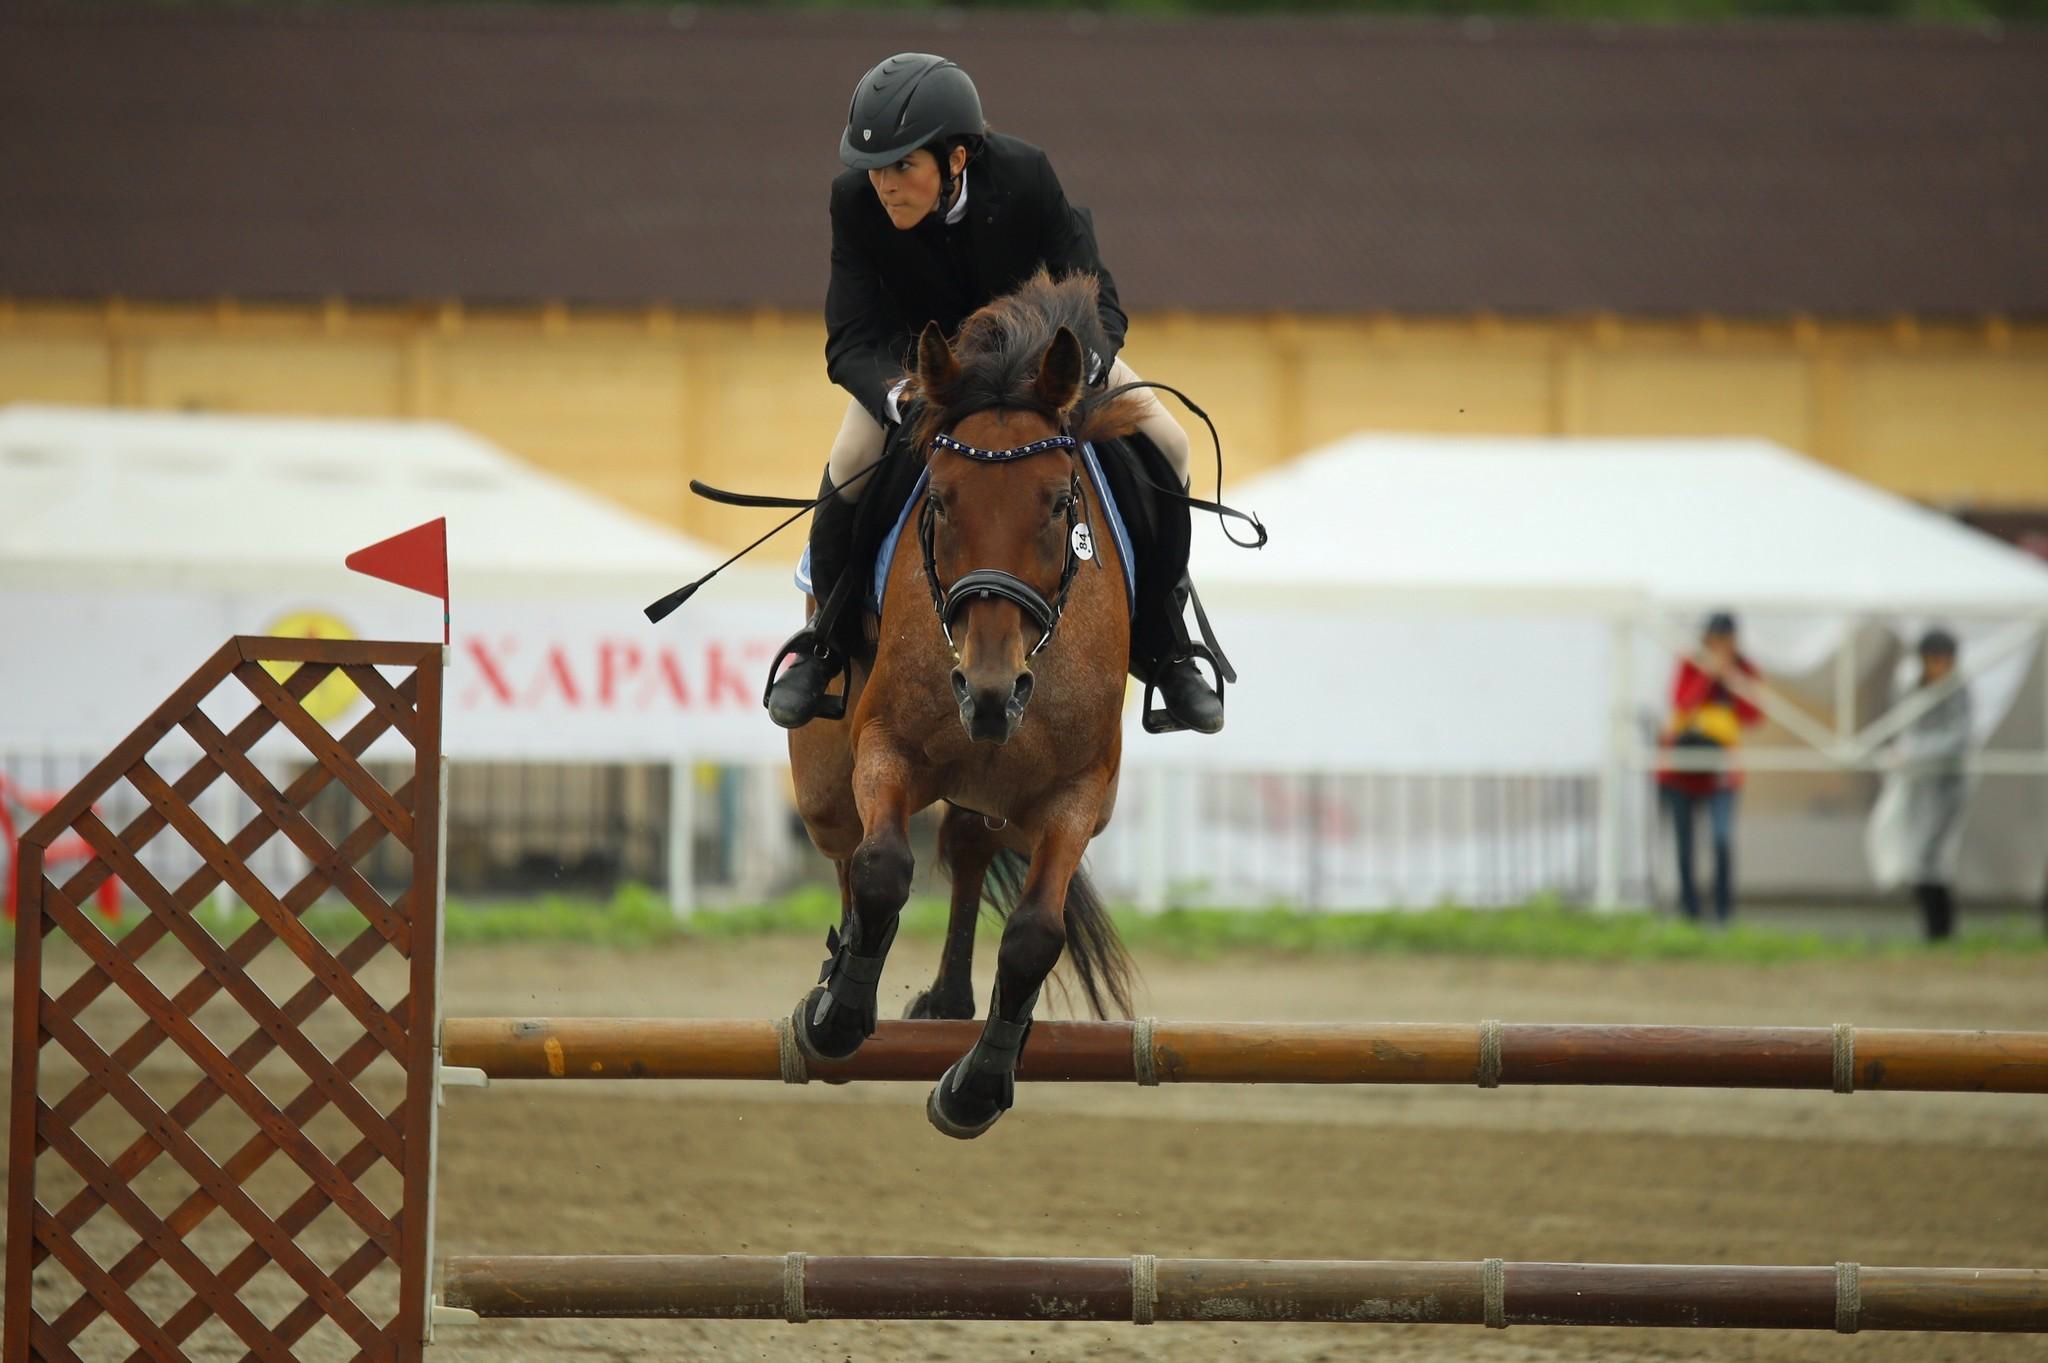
[1051, 495, 1073, 518]
[931, 498, 948, 521]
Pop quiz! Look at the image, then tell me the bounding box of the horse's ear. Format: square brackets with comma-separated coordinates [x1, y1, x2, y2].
[916, 321, 959, 394]
[1035, 326, 1085, 416]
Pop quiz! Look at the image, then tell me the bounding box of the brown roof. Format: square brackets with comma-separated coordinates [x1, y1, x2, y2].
[3, 7, 2043, 316]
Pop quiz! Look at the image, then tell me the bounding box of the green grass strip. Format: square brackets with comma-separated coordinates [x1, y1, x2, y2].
[38, 883, 2035, 965]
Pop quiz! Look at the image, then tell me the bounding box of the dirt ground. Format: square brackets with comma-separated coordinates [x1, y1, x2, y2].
[10, 933, 2047, 1362]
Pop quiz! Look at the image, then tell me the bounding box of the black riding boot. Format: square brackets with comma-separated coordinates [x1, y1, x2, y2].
[1143, 578, 1227, 734]
[765, 471, 861, 729]
[1155, 666, 1223, 733]
[1102, 432, 1234, 736]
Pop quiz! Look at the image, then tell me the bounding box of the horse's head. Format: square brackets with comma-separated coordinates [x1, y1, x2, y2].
[914, 317, 1089, 744]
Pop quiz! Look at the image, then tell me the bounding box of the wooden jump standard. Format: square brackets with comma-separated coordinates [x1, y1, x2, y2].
[437, 1256, 2048, 1331]
[440, 1018, 2048, 1092]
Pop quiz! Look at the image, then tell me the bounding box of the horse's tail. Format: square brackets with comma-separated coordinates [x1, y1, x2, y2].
[941, 835, 1137, 1021]
[1053, 859, 1138, 1020]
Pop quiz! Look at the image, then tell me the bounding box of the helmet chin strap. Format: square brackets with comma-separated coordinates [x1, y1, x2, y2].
[926, 145, 969, 225]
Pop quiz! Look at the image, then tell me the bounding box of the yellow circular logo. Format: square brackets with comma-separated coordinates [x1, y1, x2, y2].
[263, 610, 363, 724]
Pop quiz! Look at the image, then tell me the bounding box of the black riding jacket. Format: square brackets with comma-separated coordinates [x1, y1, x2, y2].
[825, 132, 1129, 428]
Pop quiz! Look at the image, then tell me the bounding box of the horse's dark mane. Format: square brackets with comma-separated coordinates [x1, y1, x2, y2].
[910, 270, 1142, 453]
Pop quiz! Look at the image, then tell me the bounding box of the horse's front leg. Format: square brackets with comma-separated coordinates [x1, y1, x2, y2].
[792, 738, 919, 1062]
[905, 804, 1000, 1020]
[927, 784, 1103, 1139]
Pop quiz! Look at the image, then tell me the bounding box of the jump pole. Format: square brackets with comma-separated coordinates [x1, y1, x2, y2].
[437, 1255, 2048, 1332]
[440, 1017, 2048, 1092]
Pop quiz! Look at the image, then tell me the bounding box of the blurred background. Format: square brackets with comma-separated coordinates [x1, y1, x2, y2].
[5, 9, 2047, 1363]
[2, 1, 2044, 928]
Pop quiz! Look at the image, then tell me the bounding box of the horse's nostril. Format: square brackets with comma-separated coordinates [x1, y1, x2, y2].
[1012, 672, 1034, 707]
[950, 669, 970, 704]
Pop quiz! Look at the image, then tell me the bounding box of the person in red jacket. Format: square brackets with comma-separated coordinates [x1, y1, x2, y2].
[1657, 612, 1764, 922]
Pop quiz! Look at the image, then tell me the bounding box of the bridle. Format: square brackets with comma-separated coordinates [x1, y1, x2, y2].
[919, 429, 1095, 659]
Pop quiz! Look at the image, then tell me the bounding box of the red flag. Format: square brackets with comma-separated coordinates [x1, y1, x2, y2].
[346, 517, 450, 643]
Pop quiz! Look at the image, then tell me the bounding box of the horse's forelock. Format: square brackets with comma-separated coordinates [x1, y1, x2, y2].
[910, 271, 1113, 454]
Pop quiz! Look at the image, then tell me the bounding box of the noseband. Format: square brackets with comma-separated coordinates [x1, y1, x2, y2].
[920, 430, 1093, 658]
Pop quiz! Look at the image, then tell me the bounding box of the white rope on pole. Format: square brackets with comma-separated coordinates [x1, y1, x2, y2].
[1132, 1017, 1160, 1087]
[1834, 1261, 1861, 1334]
[782, 1252, 808, 1323]
[775, 1015, 810, 1085]
[1481, 1258, 1507, 1329]
[1477, 1019, 1504, 1089]
[1131, 1254, 1158, 1325]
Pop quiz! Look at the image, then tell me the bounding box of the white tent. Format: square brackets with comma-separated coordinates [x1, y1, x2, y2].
[0, 403, 792, 763]
[1097, 435, 2048, 907]
[1192, 435, 2048, 616]
[0, 402, 722, 597]
[1181, 435, 2048, 755]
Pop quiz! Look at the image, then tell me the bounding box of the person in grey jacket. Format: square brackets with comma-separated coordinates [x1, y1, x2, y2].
[1868, 629, 1972, 940]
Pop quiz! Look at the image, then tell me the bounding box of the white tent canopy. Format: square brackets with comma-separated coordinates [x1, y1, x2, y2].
[1195, 435, 2048, 615]
[1183, 434, 2048, 758]
[0, 403, 729, 598]
[1177, 435, 2048, 765]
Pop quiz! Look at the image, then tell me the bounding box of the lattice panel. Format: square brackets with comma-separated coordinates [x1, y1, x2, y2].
[7, 638, 444, 1363]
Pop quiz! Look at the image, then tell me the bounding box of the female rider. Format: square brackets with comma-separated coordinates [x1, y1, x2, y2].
[766, 52, 1223, 734]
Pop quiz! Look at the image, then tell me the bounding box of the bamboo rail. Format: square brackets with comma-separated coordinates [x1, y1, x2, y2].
[439, 1018, 2048, 1092]
[437, 1255, 2048, 1331]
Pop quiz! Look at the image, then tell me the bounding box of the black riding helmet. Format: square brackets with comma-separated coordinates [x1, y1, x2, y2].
[840, 53, 985, 173]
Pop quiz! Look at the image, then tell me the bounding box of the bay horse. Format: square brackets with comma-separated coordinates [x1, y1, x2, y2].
[787, 272, 1139, 1139]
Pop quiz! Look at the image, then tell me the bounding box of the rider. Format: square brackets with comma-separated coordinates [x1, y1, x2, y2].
[765, 52, 1226, 734]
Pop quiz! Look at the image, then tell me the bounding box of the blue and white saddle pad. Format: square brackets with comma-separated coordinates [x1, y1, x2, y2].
[795, 441, 1136, 617]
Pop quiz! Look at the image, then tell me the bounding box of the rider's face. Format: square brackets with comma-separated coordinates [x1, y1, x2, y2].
[869, 147, 963, 231]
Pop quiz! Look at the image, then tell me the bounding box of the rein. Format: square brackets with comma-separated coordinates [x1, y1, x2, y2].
[1091, 379, 1268, 551]
[920, 431, 1093, 658]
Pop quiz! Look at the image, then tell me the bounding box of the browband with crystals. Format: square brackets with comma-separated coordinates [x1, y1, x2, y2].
[930, 432, 1078, 463]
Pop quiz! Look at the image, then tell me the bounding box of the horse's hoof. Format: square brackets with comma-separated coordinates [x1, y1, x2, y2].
[791, 989, 868, 1063]
[903, 988, 975, 1021]
[926, 1060, 1006, 1140]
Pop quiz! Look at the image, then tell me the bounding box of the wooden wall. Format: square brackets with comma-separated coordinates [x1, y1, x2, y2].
[3, 299, 2041, 550]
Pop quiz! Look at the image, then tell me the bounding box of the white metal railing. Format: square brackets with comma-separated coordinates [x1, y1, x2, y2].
[1086, 768, 1619, 912]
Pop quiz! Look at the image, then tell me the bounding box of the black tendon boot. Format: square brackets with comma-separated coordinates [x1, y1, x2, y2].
[927, 984, 1040, 1139]
[765, 471, 862, 729]
[792, 913, 901, 1062]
